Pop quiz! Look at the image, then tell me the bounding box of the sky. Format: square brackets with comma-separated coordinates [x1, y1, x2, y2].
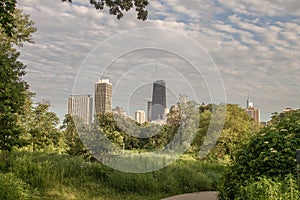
[17, 0, 300, 122]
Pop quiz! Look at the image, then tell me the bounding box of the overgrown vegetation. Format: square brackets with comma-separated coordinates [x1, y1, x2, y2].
[0, 151, 225, 200]
[220, 109, 300, 199]
[238, 175, 300, 200]
[1, 1, 300, 200]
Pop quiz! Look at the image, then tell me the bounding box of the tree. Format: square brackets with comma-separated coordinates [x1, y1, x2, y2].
[220, 109, 300, 199]
[0, 45, 27, 159]
[26, 102, 61, 152]
[0, 3, 36, 160]
[188, 104, 260, 161]
[61, 114, 90, 157]
[62, 0, 149, 20]
[0, 0, 17, 37]
[210, 104, 260, 160]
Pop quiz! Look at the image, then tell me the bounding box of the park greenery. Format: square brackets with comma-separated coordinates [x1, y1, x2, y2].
[1, 1, 300, 199]
[219, 109, 300, 200]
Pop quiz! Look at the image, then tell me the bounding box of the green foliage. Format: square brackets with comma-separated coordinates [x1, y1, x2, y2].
[188, 104, 260, 162]
[238, 175, 300, 200]
[0, 43, 28, 157]
[105, 157, 225, 195]
[211, 104, 260, 160]
[0, 6, 36, 47]
[189, 108, 211, 156]
[62, 0, 149, 20]
[0, 173, 40, 200]
[61, 114, 90, 157]
[18, 101, 62, 152]
[4, 151, 226, 199]
[95, 112, 175, 151]
[0, 5, 36, 161]
[28, 102, 61, 151]
[220, 109, 300, 199]
[0, 0, 16, 37]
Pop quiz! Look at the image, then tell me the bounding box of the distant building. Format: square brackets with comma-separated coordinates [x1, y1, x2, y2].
[163, 108, 170, 120]
[179, 94, 188, 105]
[112, 106, 126, 116]
[147, 101, 152, 122]
[67, 94, 93, 125]
[151, 80, 167, 121]
[135, 110, 146, 124]
[246, 98, 254, 109]
[94, 79, 112, 114]
[245, 98, 260, 122]
[283, 107, 294, 113]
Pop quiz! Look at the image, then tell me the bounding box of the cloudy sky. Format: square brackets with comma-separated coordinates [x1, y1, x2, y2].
[17, 0, 300, 122]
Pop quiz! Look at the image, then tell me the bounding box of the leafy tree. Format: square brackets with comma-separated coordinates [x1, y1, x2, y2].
[0, 0, 17, 37]
[211, 104, 260, 160]
[0, 3, 36, 160]
[62, 0, 149, 20]
[0, 45, 27, 159]
[188, 108, 211, 156]
[25, 102, 61, 152]
[61, 114, 90, 157]
[94, 112, 176, 151]
[220, 109, 300, 199]
[187, 104, 260, 162]
[96, 112, 124, 148]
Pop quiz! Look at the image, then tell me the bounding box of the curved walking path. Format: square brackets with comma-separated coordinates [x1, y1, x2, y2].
[161, 191, 219, 200]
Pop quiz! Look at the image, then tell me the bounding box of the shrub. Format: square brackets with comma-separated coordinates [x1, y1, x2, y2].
[238, 174, 300, 200]
[220, 109, 300, 199]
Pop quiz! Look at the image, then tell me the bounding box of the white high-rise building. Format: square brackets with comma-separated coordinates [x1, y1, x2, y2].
[247, 98, 254, 108]
[135, 110, 146, 124]
[68, 94, 93, 125]
[245, 98, 260, 122]
[147, 101, 152, 122]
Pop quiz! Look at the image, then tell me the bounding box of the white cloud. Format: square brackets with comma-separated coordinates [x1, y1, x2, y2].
[219, 0, 300, 17]
[17, 0, 300, 121]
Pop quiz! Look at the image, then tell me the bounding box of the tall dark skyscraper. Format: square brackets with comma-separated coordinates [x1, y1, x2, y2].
[94, 79, 112, 114]
[151, 80, 167, 120]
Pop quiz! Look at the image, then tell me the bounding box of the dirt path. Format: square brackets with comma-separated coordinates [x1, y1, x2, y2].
[161, 191, 219, 200]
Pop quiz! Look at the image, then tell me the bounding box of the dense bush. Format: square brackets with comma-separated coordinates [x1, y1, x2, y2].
[0, 173, 40, 200]
[238, 175, 300, 200]
[220, 109, 300, 199]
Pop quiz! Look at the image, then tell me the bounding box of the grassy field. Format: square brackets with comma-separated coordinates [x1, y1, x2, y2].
[0, 151, 226, 200]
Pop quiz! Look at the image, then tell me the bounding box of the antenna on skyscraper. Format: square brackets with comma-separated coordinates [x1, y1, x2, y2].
[155, 64, 158, 80]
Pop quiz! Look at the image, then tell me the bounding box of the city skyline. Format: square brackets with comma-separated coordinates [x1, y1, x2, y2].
[17, 1, 300, 122]
[67, 77, 263, 125]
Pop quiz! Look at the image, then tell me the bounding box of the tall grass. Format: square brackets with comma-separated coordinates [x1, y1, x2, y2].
[1, 151, 226, 200]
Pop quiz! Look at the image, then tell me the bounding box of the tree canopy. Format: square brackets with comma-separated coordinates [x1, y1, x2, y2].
[0, 4, 36, 160]
[62, 0, 149, 20]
